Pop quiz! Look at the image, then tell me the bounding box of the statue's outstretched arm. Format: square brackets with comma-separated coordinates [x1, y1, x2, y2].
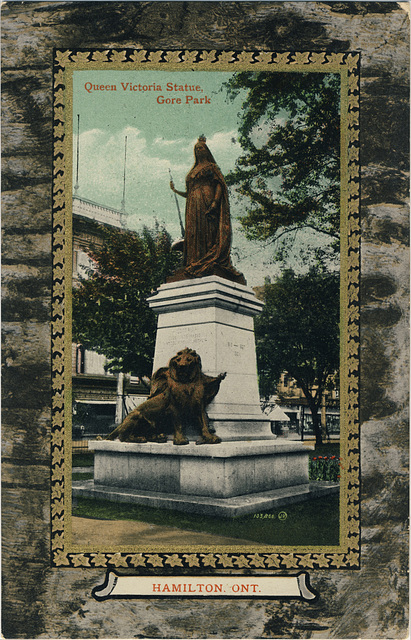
[203, 372, 227, 404]
[170, 181, 187, 198]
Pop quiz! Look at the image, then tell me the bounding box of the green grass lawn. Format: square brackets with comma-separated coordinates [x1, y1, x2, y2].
[72, 472, 94, 481]
[308, 442, 340, 460]
[73, 493, 339, 546]
[72, 453, 94, 467]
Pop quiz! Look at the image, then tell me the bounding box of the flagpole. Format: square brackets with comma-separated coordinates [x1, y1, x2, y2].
[121, 136, 127, 212]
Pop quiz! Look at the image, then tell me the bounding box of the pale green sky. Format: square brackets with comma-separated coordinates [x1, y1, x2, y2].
[72, 70, 336, 285]
[72, 70, 244, 222]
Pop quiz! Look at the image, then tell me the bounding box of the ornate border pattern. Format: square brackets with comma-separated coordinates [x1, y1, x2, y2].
[51, 50, 360, 570]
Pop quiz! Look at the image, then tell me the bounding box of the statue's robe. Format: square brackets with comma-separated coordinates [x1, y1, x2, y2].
[169, 161, 246, 285]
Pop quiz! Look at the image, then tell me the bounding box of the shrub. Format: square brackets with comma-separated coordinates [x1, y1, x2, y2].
[309, 455, 341, 482]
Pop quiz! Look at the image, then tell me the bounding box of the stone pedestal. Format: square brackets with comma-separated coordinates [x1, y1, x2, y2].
[71, 439, 327, 518]
[93, 440, 309, 498]
[147, 276, 272, 441]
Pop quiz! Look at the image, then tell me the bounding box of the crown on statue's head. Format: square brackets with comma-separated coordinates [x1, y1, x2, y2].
[198, 134, 207, 142]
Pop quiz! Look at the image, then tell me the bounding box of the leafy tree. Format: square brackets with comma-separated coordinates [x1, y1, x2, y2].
[225, 72, 340, 262]
[72, 224, 180, 377]
[255, 268, 340, 445]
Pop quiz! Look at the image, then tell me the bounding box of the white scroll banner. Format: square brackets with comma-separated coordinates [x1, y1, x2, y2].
[92, 571, 318, 602]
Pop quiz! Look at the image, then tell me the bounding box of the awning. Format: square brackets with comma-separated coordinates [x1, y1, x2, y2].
[265, 406, 290, 421]
[74, 400, 116, 405]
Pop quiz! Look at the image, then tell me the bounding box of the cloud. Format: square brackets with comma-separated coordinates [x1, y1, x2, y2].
[153, 136, 186, 147]
[74, 127, 190, 215]
[206, 130, 241, 152]
[75, 127, 242, 206]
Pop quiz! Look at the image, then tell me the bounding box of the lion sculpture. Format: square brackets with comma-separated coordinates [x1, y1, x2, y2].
[107, 348, 226, 445]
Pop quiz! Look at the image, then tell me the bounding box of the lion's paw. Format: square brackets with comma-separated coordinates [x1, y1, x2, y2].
[196, 434, 222, 445]
[128, 435, 147, 443]
[173, 437, 189, 446]
[149, 434, 168, 443]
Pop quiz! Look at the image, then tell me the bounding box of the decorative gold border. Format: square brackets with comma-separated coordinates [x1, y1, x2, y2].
[52, 50, 360, 570]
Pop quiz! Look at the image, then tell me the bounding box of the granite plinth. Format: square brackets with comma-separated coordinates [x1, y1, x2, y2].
[89, 440, 311, 500]
[72, 479, 339, 518]
[147, 276, 272, 441]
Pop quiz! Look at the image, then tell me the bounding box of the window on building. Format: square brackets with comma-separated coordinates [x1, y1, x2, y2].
[76, 344, 85, 374]
[76, 250, 94, 279]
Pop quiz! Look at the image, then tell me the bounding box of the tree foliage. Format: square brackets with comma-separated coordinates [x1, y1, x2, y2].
[225, 72, 340, 256]
[255, 268, 340, 444]
[72, 224, 180, 376]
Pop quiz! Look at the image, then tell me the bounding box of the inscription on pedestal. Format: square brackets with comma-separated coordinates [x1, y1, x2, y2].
[165, 328, 208, 350]
[154, 326, 212, 371]
[227, 340, 246, 358]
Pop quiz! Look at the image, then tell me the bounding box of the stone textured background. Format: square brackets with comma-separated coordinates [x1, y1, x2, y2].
[1, 2, 409, 638]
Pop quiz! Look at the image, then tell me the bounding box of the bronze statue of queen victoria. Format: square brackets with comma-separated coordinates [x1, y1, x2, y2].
[169, 135, 246, 285]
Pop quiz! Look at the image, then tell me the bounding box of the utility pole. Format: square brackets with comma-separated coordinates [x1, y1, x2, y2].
[300, 405, 305, 442]
[115, 372, 125, 424]
[121, 136, 127, 213]
[321, 393, 327, 442]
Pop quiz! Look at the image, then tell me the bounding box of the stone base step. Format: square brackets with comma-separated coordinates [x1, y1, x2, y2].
[72, 480, 339, 518]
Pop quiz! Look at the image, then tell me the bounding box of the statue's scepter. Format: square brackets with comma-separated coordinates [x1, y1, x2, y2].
[169, 168, 185, 238]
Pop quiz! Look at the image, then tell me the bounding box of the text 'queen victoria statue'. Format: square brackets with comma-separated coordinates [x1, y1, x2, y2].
[169, 135, 246, 285]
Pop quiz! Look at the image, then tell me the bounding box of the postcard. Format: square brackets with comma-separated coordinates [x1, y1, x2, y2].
[2, 2, 409, 639]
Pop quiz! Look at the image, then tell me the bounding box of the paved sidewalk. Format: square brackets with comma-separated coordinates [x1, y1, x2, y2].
[72, 516, 258, 547]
